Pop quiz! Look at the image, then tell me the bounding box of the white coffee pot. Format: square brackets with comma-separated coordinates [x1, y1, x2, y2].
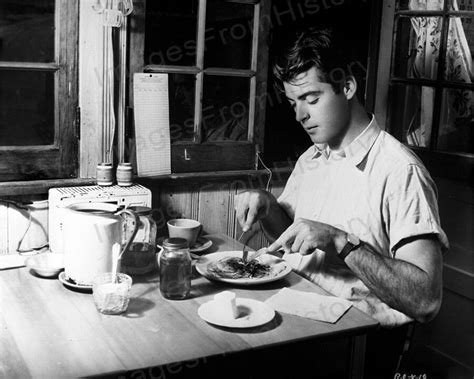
[62, 202, 138, 286]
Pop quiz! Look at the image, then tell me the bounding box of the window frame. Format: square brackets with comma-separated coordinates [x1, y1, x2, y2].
[375, 0, 474, 183]
[0, 0, 79, 182]
[129, 0, 271, 173]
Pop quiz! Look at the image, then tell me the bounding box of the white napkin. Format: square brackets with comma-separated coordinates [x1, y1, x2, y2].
[265, 287, 352, 323]
[0, 254, 26, 270]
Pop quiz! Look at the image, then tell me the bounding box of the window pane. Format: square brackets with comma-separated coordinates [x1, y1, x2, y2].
[397, 0, 445, 11]
[445, 17, 474, 82]
[393, 16, 442, 80]
[204, 0, 253, 69]
[202, 75, 249, 142]
[389, 83, 435, 147]
[0, 70, 54, 146]
[0, 0, 55, 62]
[169, 74, 195, 142]
[144, 0, 198, 66]
[455, 0, 473, 11]
[438, 87, 474, 153]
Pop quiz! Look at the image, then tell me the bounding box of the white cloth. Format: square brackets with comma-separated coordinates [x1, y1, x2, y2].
[278, 116, 449, 327]
[0, 254, 26, 270]
[265, 288, 352, 324]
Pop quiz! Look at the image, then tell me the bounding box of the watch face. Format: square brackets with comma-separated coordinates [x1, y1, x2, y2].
[347, 233, 360, 245]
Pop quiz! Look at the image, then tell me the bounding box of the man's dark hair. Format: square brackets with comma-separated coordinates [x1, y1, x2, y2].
[272, 27, 359, 95]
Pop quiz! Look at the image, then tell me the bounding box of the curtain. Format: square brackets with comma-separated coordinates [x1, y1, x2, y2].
[406, 0, 473, 151]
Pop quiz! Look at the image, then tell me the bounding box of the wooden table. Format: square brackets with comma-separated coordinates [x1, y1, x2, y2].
[0, 234, 378, 378]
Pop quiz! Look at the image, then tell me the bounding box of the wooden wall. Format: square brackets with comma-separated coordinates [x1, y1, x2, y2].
[143, 175, 286, 251]
[411, 177, 474, 372]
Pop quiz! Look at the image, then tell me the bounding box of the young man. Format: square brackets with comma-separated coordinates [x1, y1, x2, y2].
[235, 27, 449, 329]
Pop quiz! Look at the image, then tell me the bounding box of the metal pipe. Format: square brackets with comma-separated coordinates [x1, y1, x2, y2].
[117, 16, 128, 163]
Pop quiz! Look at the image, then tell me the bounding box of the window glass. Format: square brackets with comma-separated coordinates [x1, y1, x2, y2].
[0, 0, 55, 62]
[0, 70, 54, 146]
[144, 0, 198, 66]
[204, 0, 253, 69]
[438, 87, 474, 152]
[202, 75, 249, 142]
[169, 74, 196, 142]
[455, 0, 474, 11]
[445, 17, 474, 82]
[390, 1, 474, 158]
[393, 16, 442, 80]
[389, 83, 435, 147]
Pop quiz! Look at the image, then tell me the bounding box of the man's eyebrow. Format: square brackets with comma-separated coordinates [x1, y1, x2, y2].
[286, 90, 322, 102]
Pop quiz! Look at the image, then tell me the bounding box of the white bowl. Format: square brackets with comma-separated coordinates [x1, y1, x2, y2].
[26, 253, 65, 278]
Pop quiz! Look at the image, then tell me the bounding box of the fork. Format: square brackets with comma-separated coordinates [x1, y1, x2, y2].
[237, 231, 249, 263]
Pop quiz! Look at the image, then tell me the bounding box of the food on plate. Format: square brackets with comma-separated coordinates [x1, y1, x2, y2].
[207, 256, 272, 279]
[213, 291, 239, 319]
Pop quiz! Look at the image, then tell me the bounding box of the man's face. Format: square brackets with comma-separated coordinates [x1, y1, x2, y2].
[283, 67, 351, 148]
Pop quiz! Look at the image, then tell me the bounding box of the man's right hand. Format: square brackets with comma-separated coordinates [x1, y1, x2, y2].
[234, 190, 276, 232]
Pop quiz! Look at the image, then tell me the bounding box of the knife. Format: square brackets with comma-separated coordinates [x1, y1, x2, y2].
[249, 247, 284, 261]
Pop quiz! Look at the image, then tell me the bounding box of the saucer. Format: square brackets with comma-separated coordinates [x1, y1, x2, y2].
[190, 237, 213, 253]
[198, 298, 275, 328]
[58, 272, 93, 292]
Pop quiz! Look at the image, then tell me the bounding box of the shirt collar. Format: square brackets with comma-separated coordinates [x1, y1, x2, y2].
[310, 115, 381, 166]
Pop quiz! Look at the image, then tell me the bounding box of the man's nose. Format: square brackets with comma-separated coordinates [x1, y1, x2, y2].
[295, 104, 309, 123]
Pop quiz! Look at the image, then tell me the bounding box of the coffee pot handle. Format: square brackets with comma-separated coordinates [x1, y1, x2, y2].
[115, 209, 139, 257]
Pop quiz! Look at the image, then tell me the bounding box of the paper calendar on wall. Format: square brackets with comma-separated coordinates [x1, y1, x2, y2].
[133, 73, 171, 176]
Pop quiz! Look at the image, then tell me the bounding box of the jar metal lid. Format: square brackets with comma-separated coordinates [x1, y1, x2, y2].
[163, 237, 189, 249]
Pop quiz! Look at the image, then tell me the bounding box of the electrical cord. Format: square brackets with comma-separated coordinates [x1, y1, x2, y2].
[0, 200, 49, 254]
[256, 151, 272, 192]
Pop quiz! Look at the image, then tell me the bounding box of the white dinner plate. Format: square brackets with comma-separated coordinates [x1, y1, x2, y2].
[195, 251, 291, 286]
[198, 298, 275, 328]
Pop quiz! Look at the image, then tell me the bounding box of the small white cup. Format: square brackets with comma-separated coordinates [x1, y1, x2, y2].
[167, 218, 202, 247]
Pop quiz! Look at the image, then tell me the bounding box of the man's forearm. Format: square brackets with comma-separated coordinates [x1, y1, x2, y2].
[260, 201, 292, 243]
[343, 242, 441, 322]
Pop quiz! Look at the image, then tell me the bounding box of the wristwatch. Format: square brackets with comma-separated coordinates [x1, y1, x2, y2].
[338, 233, 361, 261]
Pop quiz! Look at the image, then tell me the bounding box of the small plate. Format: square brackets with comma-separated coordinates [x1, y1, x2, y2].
[198, 298, 275, 328]
[58, 272, 93, 292]
[195, 251, 292, 286]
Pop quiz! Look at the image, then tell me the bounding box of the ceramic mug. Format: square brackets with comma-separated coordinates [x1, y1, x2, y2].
[167, 218, 202, 247]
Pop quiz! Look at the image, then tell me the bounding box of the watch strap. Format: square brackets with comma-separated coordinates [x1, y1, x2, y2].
[338, 234, 361, 261]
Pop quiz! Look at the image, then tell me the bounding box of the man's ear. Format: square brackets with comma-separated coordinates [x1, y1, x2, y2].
[343, 76, 357, 100]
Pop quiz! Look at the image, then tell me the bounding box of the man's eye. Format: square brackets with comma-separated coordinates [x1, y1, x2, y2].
[308, 98, 319, 105]
[290, 103, 296, 109]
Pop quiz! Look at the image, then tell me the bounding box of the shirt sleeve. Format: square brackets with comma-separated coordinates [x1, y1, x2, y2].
[383, 163, 449, 255]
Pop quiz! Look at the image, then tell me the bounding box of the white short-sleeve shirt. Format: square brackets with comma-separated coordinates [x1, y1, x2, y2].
[278, 116, 449, 327]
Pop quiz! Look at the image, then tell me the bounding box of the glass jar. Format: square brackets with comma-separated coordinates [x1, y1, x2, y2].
[159, 237, 191, 300]
[121, 206, 157, 275]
